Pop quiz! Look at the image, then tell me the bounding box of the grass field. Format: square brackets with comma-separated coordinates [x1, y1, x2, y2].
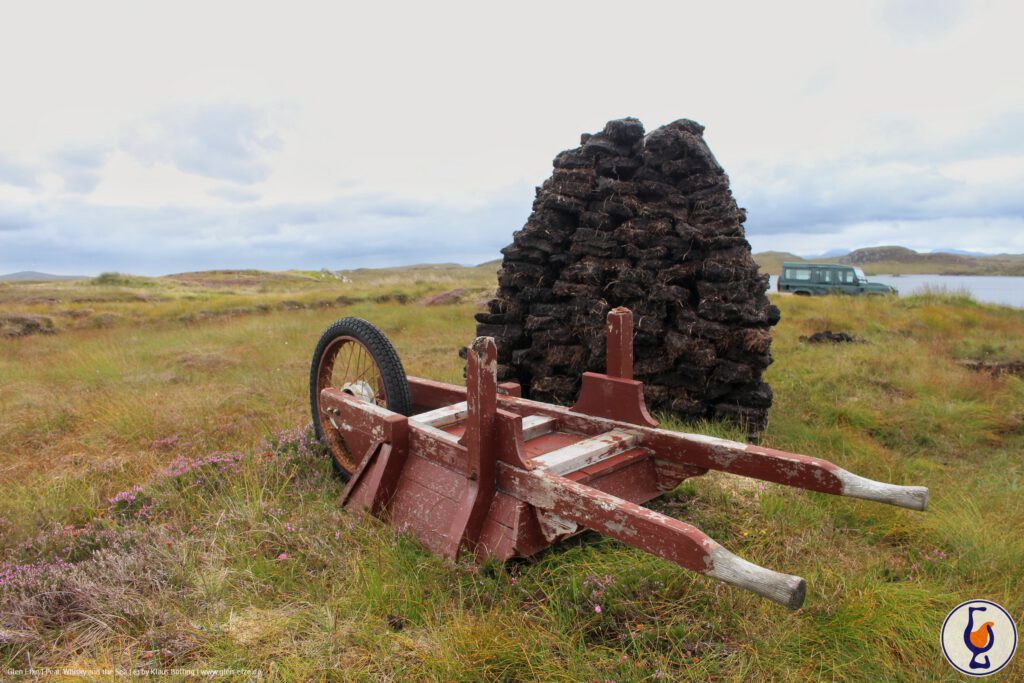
[1, 267, 1022, 681]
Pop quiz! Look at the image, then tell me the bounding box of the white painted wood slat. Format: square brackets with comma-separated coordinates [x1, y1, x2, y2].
[531, 429, 640, 475]
[521, 414, 557, 440]
[410, 402, 468, 427]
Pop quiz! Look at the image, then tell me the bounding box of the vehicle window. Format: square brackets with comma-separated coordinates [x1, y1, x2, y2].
[839, 270, 854, 283]
[785, 268, 812, 281]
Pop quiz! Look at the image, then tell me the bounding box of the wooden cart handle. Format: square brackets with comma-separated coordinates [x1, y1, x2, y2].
[500, 464, 808, 609]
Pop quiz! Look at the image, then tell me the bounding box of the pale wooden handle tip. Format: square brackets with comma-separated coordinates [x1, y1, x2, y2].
[706, 547, 807, 610]
[835, 469, 929, 511]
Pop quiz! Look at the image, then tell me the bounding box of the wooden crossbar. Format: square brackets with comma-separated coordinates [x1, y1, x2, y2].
[531, 429, 640, 475]
[411, 402, 468, 427]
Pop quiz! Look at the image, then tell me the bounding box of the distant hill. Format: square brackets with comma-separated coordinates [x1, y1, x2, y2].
[0, 271, 86, 282]
[750, 251, 803, 276]
[839, 246, 974, 267]
[753, 246, 1024, 276]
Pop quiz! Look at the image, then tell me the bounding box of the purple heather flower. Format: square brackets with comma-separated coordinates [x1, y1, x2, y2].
[161, 451, 245, 479]
[108, 485, 143, 506]
[0, 559, 75, 587]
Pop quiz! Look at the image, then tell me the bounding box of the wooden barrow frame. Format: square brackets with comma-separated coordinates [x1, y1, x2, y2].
[319, 307, 928, 609]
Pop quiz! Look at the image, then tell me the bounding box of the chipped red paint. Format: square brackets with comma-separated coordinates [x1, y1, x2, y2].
[317, 307, 928, 609]
[571, 372, 659, 427]
[498, 464, 719, 572]
[443, 337, 499, 558]
[497, 381, 522, 398]
[570, 307, 657, 427]
[408, 376, 467, 411]
[606, 307, 634, 380]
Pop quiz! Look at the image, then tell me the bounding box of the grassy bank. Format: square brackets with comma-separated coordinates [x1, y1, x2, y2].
[1, 270, 1022, 681]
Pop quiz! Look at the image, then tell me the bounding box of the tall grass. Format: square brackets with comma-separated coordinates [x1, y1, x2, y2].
[1, 273, 1022, 680]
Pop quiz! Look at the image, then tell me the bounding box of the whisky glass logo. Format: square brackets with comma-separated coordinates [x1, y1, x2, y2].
[941, 600, 1017, 676]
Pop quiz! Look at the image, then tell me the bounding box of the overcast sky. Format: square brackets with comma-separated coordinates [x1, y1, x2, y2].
[1, 0, 1022, 275]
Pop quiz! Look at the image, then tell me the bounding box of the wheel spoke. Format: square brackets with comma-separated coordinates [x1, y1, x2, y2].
[341, 342, 354, 384]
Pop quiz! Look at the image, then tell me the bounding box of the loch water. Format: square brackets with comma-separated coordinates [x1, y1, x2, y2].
[766, 275, 1024, 308]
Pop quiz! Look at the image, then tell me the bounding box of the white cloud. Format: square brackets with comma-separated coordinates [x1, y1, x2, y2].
[0, 153, 37, 189]
[0, 0, 1023, 273]
[121, 104, 281, 184]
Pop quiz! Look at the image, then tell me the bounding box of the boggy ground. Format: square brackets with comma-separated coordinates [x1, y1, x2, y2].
[1, 269, 1022, 681]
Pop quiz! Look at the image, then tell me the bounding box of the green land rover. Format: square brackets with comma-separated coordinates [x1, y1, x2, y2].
[777, 262, 898, 296]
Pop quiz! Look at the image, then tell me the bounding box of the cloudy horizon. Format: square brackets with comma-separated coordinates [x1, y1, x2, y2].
[2, 0, 1023, 276]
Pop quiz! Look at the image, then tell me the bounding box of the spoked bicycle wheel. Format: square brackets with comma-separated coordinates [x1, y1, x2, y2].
[309, 317, 412, 478]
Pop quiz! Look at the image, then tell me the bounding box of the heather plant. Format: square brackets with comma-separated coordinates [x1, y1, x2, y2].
[1, 537, 175, 665]
[106, 484, 156, 521]
[12, 519, 138, 565]
[161, 454, 245, 481]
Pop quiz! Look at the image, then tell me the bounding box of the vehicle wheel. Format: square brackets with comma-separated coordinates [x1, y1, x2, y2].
[309, 317, 412, 478]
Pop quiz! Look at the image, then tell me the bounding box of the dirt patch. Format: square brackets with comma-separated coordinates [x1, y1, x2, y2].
[800, 330, 863, 344]
[0, 314, 56, 338]
[422, 288, 467, 306]
[959, 360, 1024, 378]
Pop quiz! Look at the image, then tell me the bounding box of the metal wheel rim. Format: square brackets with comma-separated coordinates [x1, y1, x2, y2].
[315, 335, 388, 472]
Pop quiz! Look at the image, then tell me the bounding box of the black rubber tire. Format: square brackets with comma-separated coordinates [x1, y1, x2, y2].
[309, 317, 412, 478]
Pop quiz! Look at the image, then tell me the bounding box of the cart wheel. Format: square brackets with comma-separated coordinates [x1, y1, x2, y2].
[309, 317, 412, 478]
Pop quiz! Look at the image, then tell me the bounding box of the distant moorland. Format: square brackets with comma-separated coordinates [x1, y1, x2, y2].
[753, 245, 1024, 276]
[5, 246, 1024, 283]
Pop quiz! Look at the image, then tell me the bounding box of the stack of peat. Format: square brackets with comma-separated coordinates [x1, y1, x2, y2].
[476, 117, 779, 433]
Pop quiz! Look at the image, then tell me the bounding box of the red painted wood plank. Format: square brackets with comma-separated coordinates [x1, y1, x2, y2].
[444, 337, 500, 558]
[408, 377, 466, 409]
[522, 431, 585, 458]
[572, 455, 661, 503]
[570, 447, 650, 480]
[407, 424, 465, 473]
[341, 441, 384, 511]
[400, 453, 467, 502]
[389, 476, 464, 557]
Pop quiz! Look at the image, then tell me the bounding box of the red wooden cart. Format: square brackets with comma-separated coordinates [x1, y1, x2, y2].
[309, 308, 927, 609]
